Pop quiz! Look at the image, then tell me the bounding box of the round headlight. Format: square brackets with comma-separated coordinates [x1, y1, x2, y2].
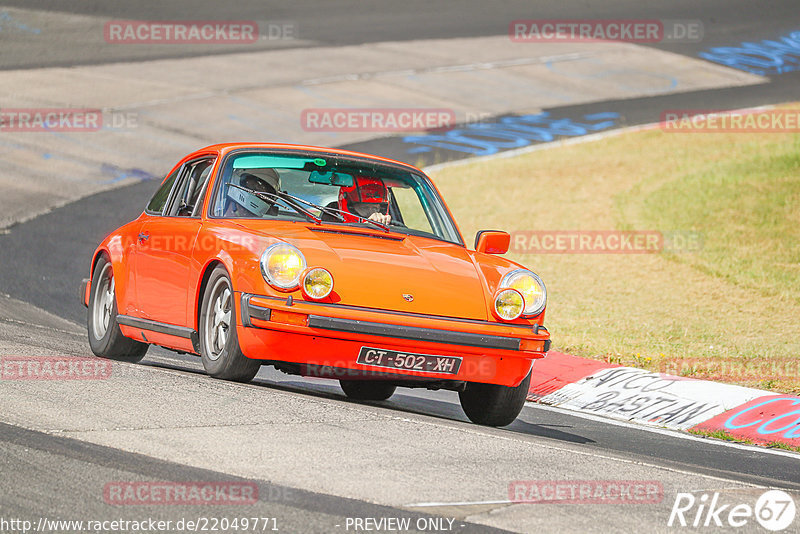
[302, 267, 333, 300]
[260, 243, 306, 290]
[499, 269, 547, 317]
[493, 288, 525, 321]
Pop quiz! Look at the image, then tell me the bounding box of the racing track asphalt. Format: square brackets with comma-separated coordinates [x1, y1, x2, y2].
[0, 422, 510, 534]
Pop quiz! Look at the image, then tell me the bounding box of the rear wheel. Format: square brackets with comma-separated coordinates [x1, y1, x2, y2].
[199, 266, 261, 382]
[340, 380, 397, 401]
[459, 370, 531, 427]
[87, 255, 148, 362]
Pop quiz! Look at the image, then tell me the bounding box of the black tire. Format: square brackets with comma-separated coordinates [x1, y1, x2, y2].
[340, 380, 397, 401]
[199, 266, 260, 382]
[459, 370, 532, 427]
[87, 255, 148, 363]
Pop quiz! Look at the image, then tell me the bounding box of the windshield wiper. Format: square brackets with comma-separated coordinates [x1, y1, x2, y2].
[229, 184, 391, 233]
[275, 192, 347, 223]
[317, 205, 391, 233]
[276, 191, 392, 233]
[228, 184, 321, 225]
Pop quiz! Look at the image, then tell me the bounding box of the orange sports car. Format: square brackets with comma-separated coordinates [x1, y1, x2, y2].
[81, 143, 550, 426]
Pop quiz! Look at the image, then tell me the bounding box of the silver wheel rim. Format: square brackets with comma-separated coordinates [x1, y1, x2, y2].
[91, 263, 115, 341]
[204, 278, 232, 362]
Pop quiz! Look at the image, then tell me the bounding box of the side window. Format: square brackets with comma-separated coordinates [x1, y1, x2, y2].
[190, 163, 215, 217]
[391, 187, 434, 235]
[145, 169, 179, 215]
[168, 158, 215, 217]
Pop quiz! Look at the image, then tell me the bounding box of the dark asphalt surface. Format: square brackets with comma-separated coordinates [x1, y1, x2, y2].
[0, 421, 510, 534]
[0, 2, 799, 526]
[1, 0, 798, 69]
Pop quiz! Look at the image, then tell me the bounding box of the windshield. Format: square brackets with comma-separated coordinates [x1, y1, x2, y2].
[210, 151, 463, 244]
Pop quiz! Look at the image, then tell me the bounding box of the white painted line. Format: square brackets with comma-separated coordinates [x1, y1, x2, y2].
[0, 314, 83, 337]
[406, 499, 512, 508]
[301, 53, 590, 86]
[101, 53, 595, 112]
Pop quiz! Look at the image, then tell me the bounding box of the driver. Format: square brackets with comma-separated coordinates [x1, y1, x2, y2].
[338, 176, 392, 225]
[224, 168, 281, 217]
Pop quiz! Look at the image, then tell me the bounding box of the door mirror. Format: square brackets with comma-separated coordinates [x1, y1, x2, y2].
[474, 230, 510, 254]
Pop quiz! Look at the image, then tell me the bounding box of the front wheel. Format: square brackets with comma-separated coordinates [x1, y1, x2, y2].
[87, 255, 148, 363]
[340, 380, 397, 401]
[199, 266, 261, 382]
[459, 370, 532, 427]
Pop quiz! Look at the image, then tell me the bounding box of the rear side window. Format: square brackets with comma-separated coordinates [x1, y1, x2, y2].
[145, 169, 179, 214]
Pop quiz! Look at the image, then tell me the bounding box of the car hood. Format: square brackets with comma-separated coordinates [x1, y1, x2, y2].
[246, 223, 490, 320]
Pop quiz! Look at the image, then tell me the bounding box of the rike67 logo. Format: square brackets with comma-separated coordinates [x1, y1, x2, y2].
[668, 490, 796, 531]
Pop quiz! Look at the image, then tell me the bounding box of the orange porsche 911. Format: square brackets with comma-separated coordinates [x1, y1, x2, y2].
[81, 143, 550, 426]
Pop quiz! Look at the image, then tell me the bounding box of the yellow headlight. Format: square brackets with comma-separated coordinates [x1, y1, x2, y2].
[500, 269, 547, 316]
[302, 267, 334, 299]
[260, 243, 307, 290]
[493, 288, 525, 321]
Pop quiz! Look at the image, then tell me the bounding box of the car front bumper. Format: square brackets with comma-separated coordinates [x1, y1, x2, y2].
[237, 292, 550, 387]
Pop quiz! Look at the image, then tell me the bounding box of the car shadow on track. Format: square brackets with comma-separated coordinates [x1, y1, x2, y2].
[142, 356, 594, 446]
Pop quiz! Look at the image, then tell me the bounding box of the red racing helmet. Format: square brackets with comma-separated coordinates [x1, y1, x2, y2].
[338, 176, 389, 220]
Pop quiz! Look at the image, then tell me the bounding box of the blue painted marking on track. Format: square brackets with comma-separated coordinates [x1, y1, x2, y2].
[100, 164, 157, 184]
[698, 30, 800, 76]
[0, 138, 156, 184]
[0, 11, 41, 35]
[402, 111, 621, 156]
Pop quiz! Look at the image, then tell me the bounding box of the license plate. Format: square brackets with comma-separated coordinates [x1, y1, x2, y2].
[357, 347, 462, 375]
